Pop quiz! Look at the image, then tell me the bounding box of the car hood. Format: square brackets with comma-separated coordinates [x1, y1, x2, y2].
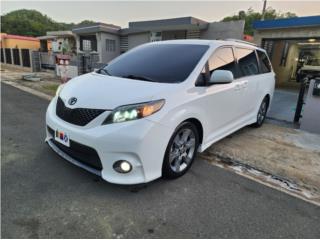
[59, 72, 173, 109]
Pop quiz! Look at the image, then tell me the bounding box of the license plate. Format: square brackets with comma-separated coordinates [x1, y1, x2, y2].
[55, 129, 70, 147]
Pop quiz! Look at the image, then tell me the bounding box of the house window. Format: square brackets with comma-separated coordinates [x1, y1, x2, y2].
[82, 39, 92, 51]
[106, 39, 116, 52]
[80, 35, 97, 52]
[261, 39, 274, 59]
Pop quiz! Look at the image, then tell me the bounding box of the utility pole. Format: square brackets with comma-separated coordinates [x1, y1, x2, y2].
[261, 0, 267, 20]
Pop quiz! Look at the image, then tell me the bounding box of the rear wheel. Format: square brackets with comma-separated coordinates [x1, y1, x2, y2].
[162, 122, 199, 179]
[252, 97, 269, 127]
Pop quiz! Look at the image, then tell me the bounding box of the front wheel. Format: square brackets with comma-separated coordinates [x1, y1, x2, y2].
[162, 122, 199, 179]
[252, 97, 269, 127]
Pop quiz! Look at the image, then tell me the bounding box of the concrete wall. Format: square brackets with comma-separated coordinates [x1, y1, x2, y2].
[0, 37, 40, 50]
[271, 41, 300, 87]
[98, 32, 120, 63]
[75, 35, 81, 53]
[128, 32, 150, 50]
[254, 26, 320, 46]
[200, 20, 245, 40]
[162, 30, 186, 40]
[50, 37, 76, 53]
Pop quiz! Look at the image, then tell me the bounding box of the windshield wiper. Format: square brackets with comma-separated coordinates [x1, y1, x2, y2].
[97, 68, 112, 76]
[122, 74, 155, 82]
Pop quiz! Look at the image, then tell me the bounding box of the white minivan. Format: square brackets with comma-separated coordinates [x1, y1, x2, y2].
[46, 39, 275, 184]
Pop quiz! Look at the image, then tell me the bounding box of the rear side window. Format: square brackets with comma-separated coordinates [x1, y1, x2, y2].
[236, 48, 259, 77]
[208, 47, 238, 77]
[257, 50, 272, 73]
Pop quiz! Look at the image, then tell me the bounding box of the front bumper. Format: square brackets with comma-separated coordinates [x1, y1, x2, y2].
[47, 138, 101, 176]
[45, 97, 173, 184]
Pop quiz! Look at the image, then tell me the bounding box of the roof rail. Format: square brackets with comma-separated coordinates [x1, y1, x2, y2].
[225, 38, 257, 46]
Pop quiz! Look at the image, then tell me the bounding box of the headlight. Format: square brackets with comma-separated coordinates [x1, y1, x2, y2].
[103, 99, 165, 124]
[55, 84, 65, 96]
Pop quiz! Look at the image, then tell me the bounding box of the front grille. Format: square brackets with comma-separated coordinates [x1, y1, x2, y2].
[56, 97, 105, 126]
[47, 126, 103, 171]
[47, 126, 54, 137]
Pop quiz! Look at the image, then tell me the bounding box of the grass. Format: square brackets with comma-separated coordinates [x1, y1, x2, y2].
[42, 83, 59, 95]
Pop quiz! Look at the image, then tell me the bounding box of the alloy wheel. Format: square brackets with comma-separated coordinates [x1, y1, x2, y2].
[169, 128, 196, 173]
[257, 100, 267, 125]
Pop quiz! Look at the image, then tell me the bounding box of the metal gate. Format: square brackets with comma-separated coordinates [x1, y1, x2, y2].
[82, 54, 91, 74]
[0, 48, 4, 63]
[21, 49, 31, 67]
[12, 48, 20, 65]
[78, 53, 100, 75]
[5, 49, 12, 64]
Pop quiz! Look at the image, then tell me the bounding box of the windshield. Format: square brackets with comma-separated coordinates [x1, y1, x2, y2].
[101, 44, 209, 83]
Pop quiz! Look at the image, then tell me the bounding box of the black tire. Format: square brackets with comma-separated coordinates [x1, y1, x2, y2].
[252, 96, 269, 128]
[162, 122, 199, 179]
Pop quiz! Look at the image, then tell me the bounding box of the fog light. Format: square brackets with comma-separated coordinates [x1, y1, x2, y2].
[113, 160, 132, 173]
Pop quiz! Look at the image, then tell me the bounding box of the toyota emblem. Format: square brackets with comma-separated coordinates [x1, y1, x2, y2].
[68, 97, 77, 105]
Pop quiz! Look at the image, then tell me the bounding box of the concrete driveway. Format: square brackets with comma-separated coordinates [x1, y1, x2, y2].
[2, 83, 320, 238]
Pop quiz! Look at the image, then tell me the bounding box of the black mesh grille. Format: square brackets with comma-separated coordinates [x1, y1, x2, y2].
[56, 97, 105, 126]
[47, 126, 103, 171]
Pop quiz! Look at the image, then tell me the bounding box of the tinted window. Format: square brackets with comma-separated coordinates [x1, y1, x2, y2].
[257, 50, 272, 73]
[208, 47, 238, 77]
[236, 48, 259, 77]
[103, 44, 209, 83]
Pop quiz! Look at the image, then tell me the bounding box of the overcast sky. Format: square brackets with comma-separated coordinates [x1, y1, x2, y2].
[2, 1, 320, 27]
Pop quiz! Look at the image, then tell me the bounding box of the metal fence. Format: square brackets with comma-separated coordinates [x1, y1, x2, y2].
[1, 47, 32, 68]
[1, 47, 103, 77]
[40, 52, 56, 70]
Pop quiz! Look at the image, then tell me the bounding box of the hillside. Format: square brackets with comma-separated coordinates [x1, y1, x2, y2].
[1, 9, 94, 37]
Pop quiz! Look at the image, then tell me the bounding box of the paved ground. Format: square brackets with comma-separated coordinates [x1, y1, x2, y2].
[1, 68, 59, 96]
[2, 83, 320, 238]
[202, 123, 320, 198]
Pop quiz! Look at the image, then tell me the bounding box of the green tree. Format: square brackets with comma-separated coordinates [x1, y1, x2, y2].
[1, 9, 95, 37]
[221, 7, 297, 35]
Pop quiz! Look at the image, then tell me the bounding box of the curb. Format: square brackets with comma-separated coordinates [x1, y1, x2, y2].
[2, 80, 53, 101]
[202, 155, 320, 207]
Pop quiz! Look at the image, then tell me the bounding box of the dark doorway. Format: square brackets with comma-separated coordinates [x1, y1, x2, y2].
[1, 48, 4, 63]
[5, 49, 12, 64]
[21, 49, 31, 67]
[12, 48, 20, 65]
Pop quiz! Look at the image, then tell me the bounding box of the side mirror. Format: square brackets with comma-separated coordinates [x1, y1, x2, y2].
[209, 70, 234, 84]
